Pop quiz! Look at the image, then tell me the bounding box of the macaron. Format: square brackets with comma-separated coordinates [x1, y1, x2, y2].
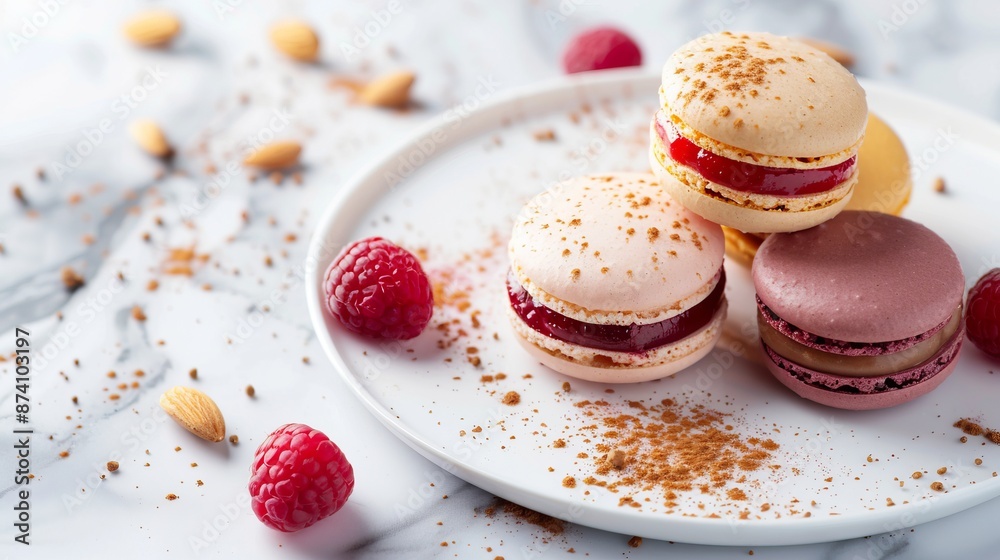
[649, 31, 868, 233]
[506, 173, 727, 383]
[753, 211, 965, 410]
[723, 112, 913, 266]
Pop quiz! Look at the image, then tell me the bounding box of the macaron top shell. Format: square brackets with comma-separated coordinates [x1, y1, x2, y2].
[660, 31, 867, 159]
[753, 211, 964, 343]
[509, 173, 724, 325]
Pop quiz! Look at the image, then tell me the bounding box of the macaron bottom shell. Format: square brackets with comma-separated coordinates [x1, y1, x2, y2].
[507, 299, 727, 383]
[761, 327, 964, 411]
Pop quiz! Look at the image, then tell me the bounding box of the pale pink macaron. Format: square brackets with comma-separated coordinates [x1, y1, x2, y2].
[506, 173, 727, 383]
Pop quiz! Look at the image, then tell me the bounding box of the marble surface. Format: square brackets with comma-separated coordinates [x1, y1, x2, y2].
[1, 0, 999, 558]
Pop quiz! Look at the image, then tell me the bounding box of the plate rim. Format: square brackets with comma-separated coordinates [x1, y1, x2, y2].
[305, 68, 1000, 546]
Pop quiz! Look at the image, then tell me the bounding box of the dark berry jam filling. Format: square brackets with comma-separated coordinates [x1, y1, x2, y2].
[508, 269, 725, 353]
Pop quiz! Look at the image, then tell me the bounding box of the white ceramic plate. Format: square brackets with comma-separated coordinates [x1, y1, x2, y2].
[306, 69, 1000, 546]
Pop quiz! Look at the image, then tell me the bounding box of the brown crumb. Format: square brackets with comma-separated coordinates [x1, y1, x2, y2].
[165, 493, 179, 501]
[60, 267, 85, 292]
[502, 391, 520, 406]
[627, 536, 643, 548]
[912, 471, 922, 479]
[147, 279, 159, 291]
[562, 476, 577, 488]
[107, 461, 119, 472]
[610, 449, 627, 470]
[533, 129, 556, 142]
[196, 480, 204, 486]
[229, 435, 239, 445]
[552, 438, 566, 448]
[246, 385, 255, 397]
[930, 482, 944, 492]
[189, 368, 198, 380]
[562, 381, 571, 393]
[131, 305, 147, 322]
[937, 467, 947, 475]
[12, 184, 27, 205]
[976, 458, 983, 466]
[932, 177, 946, 193]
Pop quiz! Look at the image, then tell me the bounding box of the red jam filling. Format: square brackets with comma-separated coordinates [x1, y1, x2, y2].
[655, 118, 856, 197]
[507, 270, 726, 353]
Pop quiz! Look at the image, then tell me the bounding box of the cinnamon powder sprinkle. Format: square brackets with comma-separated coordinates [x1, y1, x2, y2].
[573, 398, 778, 504]
[483, 499, 565, 535]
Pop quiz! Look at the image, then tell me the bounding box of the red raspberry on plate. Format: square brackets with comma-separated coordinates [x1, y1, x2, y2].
[967, 268, 1000, 358]
[249, 423, 355, 532]
[562, 27, 642, 74]
[324, 236, 433, 340]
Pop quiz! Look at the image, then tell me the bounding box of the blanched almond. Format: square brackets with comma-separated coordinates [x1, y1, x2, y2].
[243, 141, 301, 169]
[270, 20, 320, 62]
[358, 70, 415, 109]
[128, 120, 173, 158]
[123, 10, 182, 47]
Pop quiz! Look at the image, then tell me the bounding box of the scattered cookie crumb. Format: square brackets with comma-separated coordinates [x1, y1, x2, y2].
[165, 493, 179, 501]
[930, 482, 944, 492]
[627, 536, 642, 548]
[189, 368, 198, 379]
[912, 471, 922, 479]
[229, 435, 239, 445]
[246, 385, 255, 397]
[562, 476, 576, 488]
[502, 391, 520, 406]
[937, 467, 947, 475]
[131, 305, 147, 322]
[107, 461, 119, 472]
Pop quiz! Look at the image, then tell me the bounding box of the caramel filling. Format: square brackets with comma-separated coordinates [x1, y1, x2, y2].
[758, 307, 962, 377]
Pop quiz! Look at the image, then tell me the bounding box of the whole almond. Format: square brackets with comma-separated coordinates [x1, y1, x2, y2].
[270, 20, 320, 62]
[358, 70, 415, 109]
[243, 141, 301, 170]
[159, 386, 226, 442]
[123, 10, 182, 47]
[128, 120, 173, 158]
[798, 37, 855, 68]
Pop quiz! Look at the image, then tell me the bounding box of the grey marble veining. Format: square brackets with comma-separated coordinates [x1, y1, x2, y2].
[1, 0, 1000, 558]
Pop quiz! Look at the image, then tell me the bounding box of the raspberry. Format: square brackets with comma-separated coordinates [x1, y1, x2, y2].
[967, 269, 1000, 359]
[249, 423, 354, 532]
[562, 27, 642, 74]
[324, 237, 433, 340]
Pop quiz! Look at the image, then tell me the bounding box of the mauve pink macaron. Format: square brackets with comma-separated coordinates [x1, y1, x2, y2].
[752, 211, 965, 410]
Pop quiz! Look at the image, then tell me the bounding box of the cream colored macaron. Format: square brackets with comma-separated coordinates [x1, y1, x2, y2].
[650, 31, 868, 233]
[506, 173, 727, 383]
[722, 112, 913, 265]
